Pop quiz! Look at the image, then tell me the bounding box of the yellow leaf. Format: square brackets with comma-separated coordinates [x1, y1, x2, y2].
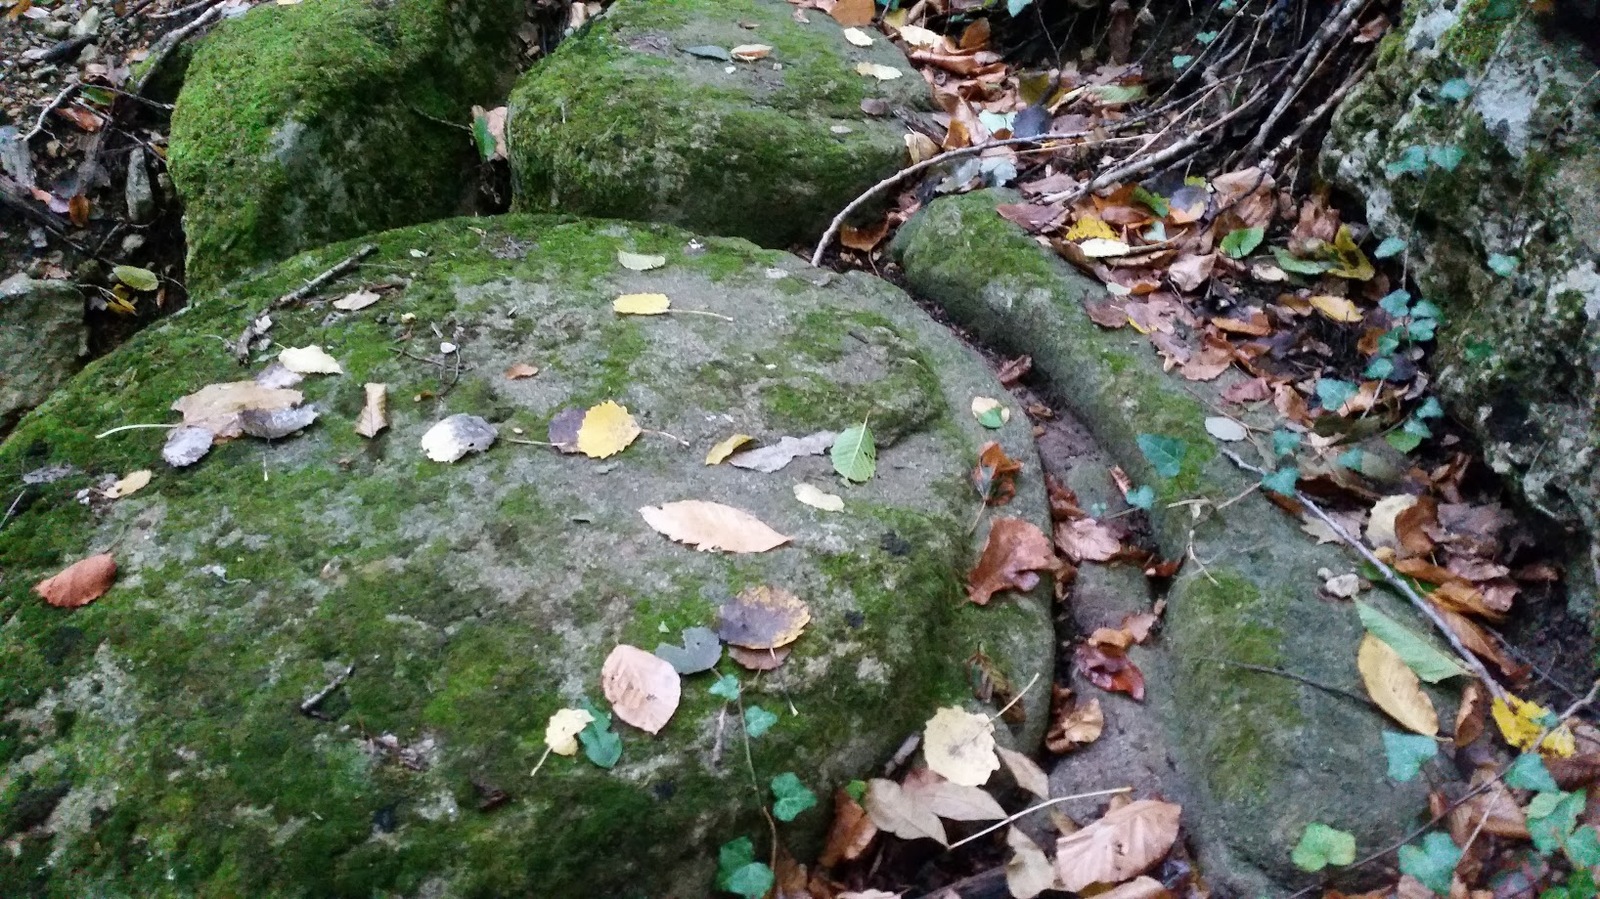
[1358, 633, 1438, 735]
[1309, 294, 1363, 323]
[855, 61, 903, 81]
[1065, 216, 1117, 241]
[1327, 225, 1375, 280]
[895, 23, 940, 47]
[613, 293, 671, 316]
[705, 433, 754, 465]
[793, 483, 844, 512]
[544, 707, 594, 756]
[1076, 237, 1133, 258]
[923, 706, 1000, 787]
[842, 26, 874, 46]
[278, 345, 344, 375]
[105, 469, 152, 499]
[616, 250, 666, 271]
[576, 400, 640, 458]
[1491, 695, 1575, 757]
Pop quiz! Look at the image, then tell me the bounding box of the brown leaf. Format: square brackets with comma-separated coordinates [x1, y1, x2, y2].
[829, 0, 874, 26]
[34, 553, 117, 608]
[1046, 694, 1105, 752]
[1447, 768, 1527, 840]
[1047, 474, 1086, 521]
[1166, 253, 1215, 292]
[717, 585, 810, 649]
[171, 381, 305, 439]
[841, 219, 890, 251]
[728, 644, 792, 671]
[1054, 800, 1182, 891]
[354, 382, 388, 438]
[900, 768, 1007, 820]
[504, 362, 539, 380]
[997, 354, 1033, 386]
[68, 193, 90, 227]
[967, 517, 1059, 604]
[1122, 612, 1158, 643]
[1454, 680, 1486, 747]
[1084, 296, 1129, 328]
[864, 778, 948, 846]
[1075, 644, 1145, 701]
[1357, 634, 1438, 735]
[997, 745, 1050, 798]
[1055, 518, 1123, 563]
[973, 441, 1023, 506]
[600, 644, 681, 734]
[639, 501, 791, 553]
[820, 788, 878, 867]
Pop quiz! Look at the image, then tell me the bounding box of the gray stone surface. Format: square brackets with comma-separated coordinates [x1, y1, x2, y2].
[0, 273, 84, 439]
[0, 214, 1052, 897]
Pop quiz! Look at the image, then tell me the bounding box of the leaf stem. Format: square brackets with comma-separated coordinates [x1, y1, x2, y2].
[95, 423, 178, 438]
[946, 786, 1133, 850]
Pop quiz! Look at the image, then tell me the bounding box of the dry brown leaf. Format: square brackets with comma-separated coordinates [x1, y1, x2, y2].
[997, 745, 1050, 799]
[901, 768, 1007, 820]
[864, 778, 948, 846]
[717, 585, 810, 650]
[1047, 696, 1105, 752]
[727, 644, 792, 671]
[601, 644, 681, 735]
[830, 0, 874, 25]
[1447, 768, 1528, 841]
[973, 441, 1023, 506]
[1054, 800, 1182, 891]
[1076, 643, 1146, 701]
[1006, 826, 1059, 899]
[171, 381, 304, 439]
[967, 517, 1058, 605]
[34, 553, 116, 608]
[639, 501, 791, 553]
[354, 383, 388, 438]
[1455, 681, 1486, 747]
[1056, 518, 1122, 563]
[1357, 633, 1439, 735]
[504, 362, 539, 380]
[821, 787, 878, 867]
[923, 706, 1000, 787]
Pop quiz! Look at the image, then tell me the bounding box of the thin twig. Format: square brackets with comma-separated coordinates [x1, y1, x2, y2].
[23, 82, 81, 143]
[270, 243, 378, 309]
[1202, 657, 1379, 711]
[299, 663, 355, 719]
[1260, 51, 1376, 174]
[95, 423, 178, 438]
[947, 786, 1134, 850]
[1242, 0, 1370, 160]
[133, 2, 226, 98]
[1216, 446, 1509, 701]
[0, 491, 24, 533]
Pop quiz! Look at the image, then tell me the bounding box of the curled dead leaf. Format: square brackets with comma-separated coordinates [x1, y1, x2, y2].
[34, 553, 116, 608]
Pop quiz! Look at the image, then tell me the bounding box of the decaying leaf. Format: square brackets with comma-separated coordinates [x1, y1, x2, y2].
[354, 383, 388, 438]
[34, 553, 116, 608]
[601, 644, 681, 735]
[973, 441, 1022, 505]
[728, 431, 836, 472]
[997, 745, 1050, 798]
[162, 425, 214, 467]
[865, 778, 949, 846]
[640, 501, 791, 553]
[105, 469, 152, 499]
[971, 396, 1011, 428]
[617, 250, 667, 271]
[967, 517, 1058, 605]
[717, 585, 810, 650]
[1358, 634, 1438, 735]
[504, 362, 539, 380]
[420, 414, 498, 463]
[575, 400, 640, 458]
[821, 788, 878, 867]
[278, 345, 344, 375]
[1046, 694, 1105, 752]
[171, 382, 304, 438]
[613, 293, 672, 315]
[1056, 517, 1122, 563]
[923, 706, 1000, 787]
[240, 404, 318, 439]
[1054, 800, 1183, 891]
[332, 289, 381, 311]
[901, 768, 1007, 821]
[1075, 644, 1146, 701]
[728, 645, 791, 671]
[545, 708, 595, 756]
[793, 483, 844, 512]
[654, 626, 722, 674]
[1007, 826, 1059, 899]
[706, 434, 754, 465]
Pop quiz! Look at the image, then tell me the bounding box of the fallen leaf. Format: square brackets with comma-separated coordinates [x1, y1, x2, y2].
[842, 26, 874, 46]
[1203, 416, 1248, 442]
[728, 431, 836, 472]
[640, 501, 791, 553]
[420, 414, 497, 463]
[973, 441, 1023, 505]
[1056, 518, 1122, 563]
[654, 626, 722, 674]
[504, 362, 539, 380]
[576, 400, 640, 458]
[545, 708, 595, 756]
[821, 788, 879, 866]
[1310, 294, 1363, 323]
[171, 382, 304, 438]
[278, 345, 344, 375]
[1007, 826, 1059, 899]
[1054, 800, 1182, 891]
[997, 745, 1050, 798]
[731, 43, 772, 61]
[706, 434, 754, 464]
[968, 517, 1058, 604]
[895, 22, 941, 48]
[1047, 695, 1105, 751]
[613, 293, 672, 316]
[114, 265, 159, 292]
[355, 383, 388, 438]
[855, 61, 902, 80]
[1075, 644, 1146, 700]
[617, 250, 667, 271]
[902, 768, 1007, 820]
[1096, 876, 1174, 899]
[832, 423, 876, 482]
[971, 396, 1011, 429]
[162, 425, 214, 467]
[105, 469, 152, 499]
[794, 483, 844, 512]
[240, 404, 318, 439]
[831, 0, 874, 26]
[717, 585, 810, 650]
[547, 407, 585, 453]
[923, 706, 1000, 787]
[601, 645, 680, 735]
[865, 778, 948, 846]
[34, 553, 117, 608]
[332, 289, 381, 311]
[728, 645, 791, 670]
[1358, 633, 1439, 735]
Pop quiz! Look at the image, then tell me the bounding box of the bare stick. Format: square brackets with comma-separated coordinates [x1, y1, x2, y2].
[1216, 446, 1509, 701]
[1242, 0, 1370, 161]
[132, 2, 226, 98]
[299, 663, 355, 719]
[23, 82, 81, 143]
[947, 786, 1134, 850]
[0, 491, 24, 533]
[96, 423, 178, 439]
[1260, 52, 1376, 174]
[271, 244, 378, 309]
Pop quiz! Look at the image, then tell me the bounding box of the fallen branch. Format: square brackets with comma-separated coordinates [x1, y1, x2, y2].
[299, 663, 354, 719]
[272, 243, 378, 309]
[1259, 51, 1377, 175]
[22, 82, 81, 144]
[132, 1, 227, 98]
[1242, 0, 1371, 161]
[1216, 446, 1510, 702]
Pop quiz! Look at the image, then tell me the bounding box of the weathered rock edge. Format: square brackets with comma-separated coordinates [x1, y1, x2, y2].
[169, 0, 521, 292]
[507, 0, 929, 248]
[0, 214, 1050, 897]
[892, 190, 1446, 894]
[0, 274, 84, 441]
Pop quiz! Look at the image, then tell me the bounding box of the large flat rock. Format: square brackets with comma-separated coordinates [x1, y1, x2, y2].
[0, 214, 1051, 897]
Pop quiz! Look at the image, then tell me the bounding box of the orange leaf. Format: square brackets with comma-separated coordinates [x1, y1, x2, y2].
[972, 441, 1023, 506]
[967, 517, 1058, 604]
[68, 193, 90, 227]
[829, 0, 874, 26]
[34, 553, 117, 608]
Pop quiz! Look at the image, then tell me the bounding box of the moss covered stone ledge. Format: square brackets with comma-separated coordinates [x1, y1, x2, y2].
[892, 189, 1445, 894]
[168, 0, 522, 293]
[0, 213, 1051, 897]
[506, 0, 931, 249]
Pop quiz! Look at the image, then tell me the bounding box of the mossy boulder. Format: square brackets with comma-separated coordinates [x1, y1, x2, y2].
[167, 0, 521, 292]
[892, 190, 1441, 894]
[506, 0, 929, 248]
[1320, 0, 1600, 598]
[0, 214, 1052, 897]
[0, 275, 84, 440]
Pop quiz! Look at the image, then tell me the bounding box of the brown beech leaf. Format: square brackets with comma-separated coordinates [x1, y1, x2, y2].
[728, 644, 792, 671]
[171, 381, 304, 439]
[865, 778, 948, 846]
[967, 517, 1059, 605]
[1075, 643, 1146, 701]
[1054, 799, 1182, 891]
[901, 768, 1007, 820]
[600, 644, 681, 735]
[821, 787, 878, 867]
[34, 553, 116, 608]
[973, 441, 1023, 506]
[830, 0, 874, 25]
[1055, 517, 1122, 563]
[716, 585, 810, 650]
[1046, 694, 1105, 752]
[997, 354, 1033, 386]
[639, 501, 791, 553]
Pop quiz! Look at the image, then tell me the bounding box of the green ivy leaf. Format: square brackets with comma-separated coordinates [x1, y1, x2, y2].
[1386, 429, 1424, 454]
[1136, 433, 1188, 478]
[1271, 429, 1302, 458]
[1132, 185, 1170, 218]
[717, 837, 775, 898]
[1375, 237, 1407, 259]
[1464, 340, 1493, 363]
[1007, 0, 1033, 14]
[1261, 468, 1299, 495]
[1355, 602, 1469, 682]
[1438, 78, 1471, 101]
[1315, 378, 1357, 412]
[1398, 832, 1462, 895]
[1220, 227, 1264, 258]
[1415, 397, 1443, 419]
[1487, 253, 1519, 276]
[1377, 330, 1404, 355]
[578, 701, 623, 769]
[1385, 146, 1429, 178]
[1336, 448, 1364, 470]
[1124, 484, 1155, 511]
[831, 423, 877, 483]
[1529, 790, 1584, 854]
[1273, 246, 1331, 275]
[709, 673, 741, 701]
[1568, 826, 1600, 867]
[1428, 144, 1465, 172]
[770, 772, 818, 822]
[1379, 289, 1413, 316]
[1364, 356, 1395, 380]
[1382, 731, 1439, 781]
[655, 626, 723, 674]
[1506, 752, 1560, 792]
[1404, 317, 1437, 341]
[1172, 54, 1194, 68]
[1196, 29, 1220, 43]
[1291, 822, 1356, 871]
[744, 705, 779, 738]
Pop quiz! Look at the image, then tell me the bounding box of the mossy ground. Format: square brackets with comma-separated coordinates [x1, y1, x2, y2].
[506, 0, 928, 248]
[0, 214, 1049, 897]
